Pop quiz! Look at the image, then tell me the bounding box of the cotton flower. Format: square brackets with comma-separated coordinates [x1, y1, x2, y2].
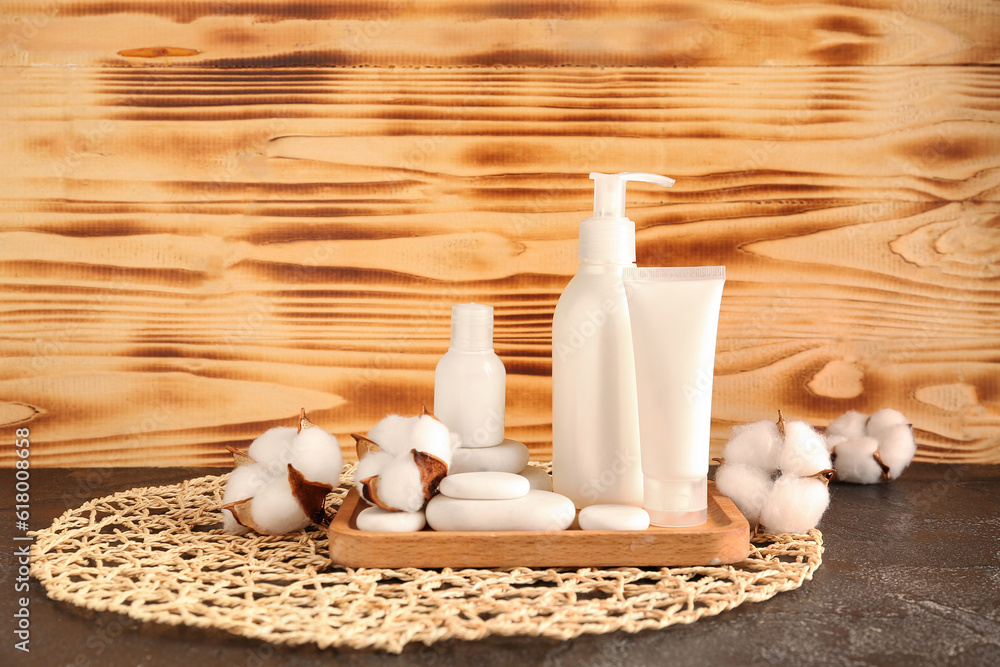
[825, 410, 868, 440]
[248, 471, 311, 534]
[759, 475, 830, 534]
[875, 423, 917, 479]
[865, 408, 910, 442]
[364, 410, 455, 465]
[828, 408, 916, 483]
[288, 425, 344, 487]
[221, 465, 269, 534]
[714, 463, 772, 524]
[714, 411, 832, 534]
[722, 420, 782, 474]
[247, 426, 298, 469]
[352, 406, 455, 513]
[779, 420, 833, 477]
[221, 409, 342, 535]
[827, 435, 884, 484]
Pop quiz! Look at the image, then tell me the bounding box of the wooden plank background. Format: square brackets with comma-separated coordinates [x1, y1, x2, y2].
[1, 1, 998, 467]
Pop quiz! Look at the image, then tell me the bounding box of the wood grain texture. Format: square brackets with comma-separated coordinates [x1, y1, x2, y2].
[1, 4, 998, 468]
[2, 1, 999, 67]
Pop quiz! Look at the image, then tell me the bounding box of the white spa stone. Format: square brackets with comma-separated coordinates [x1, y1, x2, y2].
[518, 464, 553, 492]
[449, 438, 530, 475]
[439, 471, 530, 500]
[425, 490, 575, 532]
[578, 504, 650, 532]
[356, 506, 426, 533]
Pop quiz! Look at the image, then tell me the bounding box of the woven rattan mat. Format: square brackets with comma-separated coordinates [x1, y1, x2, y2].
[30, 464, 823, 653]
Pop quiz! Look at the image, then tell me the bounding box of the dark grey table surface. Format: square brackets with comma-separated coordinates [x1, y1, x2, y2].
[2, 463, 998, 666]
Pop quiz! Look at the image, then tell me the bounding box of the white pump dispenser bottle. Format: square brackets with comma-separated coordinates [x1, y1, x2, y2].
[434, 303, 506, 448]
[551, 172, 675, 509]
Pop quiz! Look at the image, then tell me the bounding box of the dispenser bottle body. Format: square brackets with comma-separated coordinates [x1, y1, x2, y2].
[433, 303, 506, 449]
[551, 265, 643, 508]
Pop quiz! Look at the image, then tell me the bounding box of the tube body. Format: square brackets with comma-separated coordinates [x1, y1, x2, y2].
[623, 266, 726, 526]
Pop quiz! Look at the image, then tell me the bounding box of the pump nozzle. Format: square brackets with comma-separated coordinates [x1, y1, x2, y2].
[590, 172, 675, 218]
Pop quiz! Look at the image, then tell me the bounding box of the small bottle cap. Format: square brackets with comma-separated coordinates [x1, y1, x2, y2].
[449, 303, 494, 352]
[643, 476, 708, 527]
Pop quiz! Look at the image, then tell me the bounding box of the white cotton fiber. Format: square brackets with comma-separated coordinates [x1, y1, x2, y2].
[824, 433, 848, 453]
[825, 410, 869, 440]
[876, 423, 917, 479]
[354, 450, 394, 490]
[366, 414, 420, 456]
[779, 420, 832, 477]
[221, 464, 271, 534]
[722, 420, 782, 473]
[714, 463, 773, 523]
[831, 436, 884, 484]
[759, 475, 830, 534]
[410, 414, 454, 466]
[289, 427, 343, 487]
[373, 454, 426, 513]
[866, 408, 910, 442]
[249, 473, 309, 535]
[247, 426, 297, 470]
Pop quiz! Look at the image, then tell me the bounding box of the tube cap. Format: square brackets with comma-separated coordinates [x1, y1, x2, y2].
[449, 303, 494, 352]
[579, 172, 675, 264]
[643, 476, 708, 527]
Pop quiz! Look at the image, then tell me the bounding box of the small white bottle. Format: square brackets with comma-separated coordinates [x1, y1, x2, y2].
[434, 303, 506, 448]
[551, 172, 675, 509]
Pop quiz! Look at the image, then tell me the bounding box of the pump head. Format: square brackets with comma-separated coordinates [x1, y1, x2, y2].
[578, 172, 675, 264]
[590, 172, 675, 218]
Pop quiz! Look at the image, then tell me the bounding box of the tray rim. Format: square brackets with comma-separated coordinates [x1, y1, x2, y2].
[328, 481, 751, 568]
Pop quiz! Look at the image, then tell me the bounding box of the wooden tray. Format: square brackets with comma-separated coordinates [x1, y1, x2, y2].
[328, 482, 750, 568]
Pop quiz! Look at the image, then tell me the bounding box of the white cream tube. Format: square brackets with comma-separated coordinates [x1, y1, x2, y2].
[623, 266, 725, 527]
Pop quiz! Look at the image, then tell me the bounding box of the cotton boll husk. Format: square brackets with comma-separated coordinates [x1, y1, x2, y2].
[866, 408, 910, 442]
[876, 423, 917, 479]
[410, 414, 454, 466]
[249, 474, 310, 534]
[354, 450, 395, 494]
[373, 454, 427, 513]
[759, 475, 830, 534]
[826, 410, 869, 440]
[779, 421, 832, 477]
[714, 463, 773, 523]
[832, 436, 884, 484]
[366, 414, 419, 456]
[247, 426, 297, 469]
[722, 420, 782, 473]
[289, 427, 343, 487]
[221, 464, 271, 534]
[222, 512, 251, 535]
